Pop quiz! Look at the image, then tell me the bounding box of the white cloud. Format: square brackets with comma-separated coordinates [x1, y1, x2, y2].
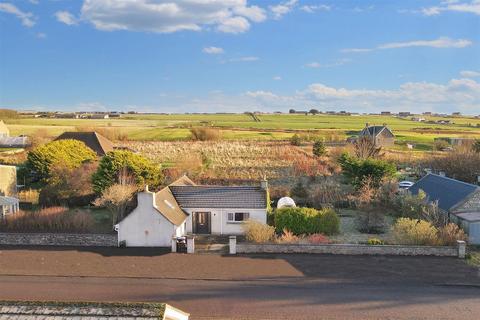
[342, 37, 472, 53]
[79, 0, 267, 34]
[36, 32, 46, 39]
[273, 76, 282, 80]
[242, 78, 480, 113]
[203, 46, 224, 54]
[305, 59, 350, 68]
[0, 3, 36, 27]
[229, 56, 259, 62]
[300, 4, 331, 13]
[55, 11, 78, 26]
[460, 70, 480, 78]
[422, 0, 480, 16]
[270, 0, 298, 19]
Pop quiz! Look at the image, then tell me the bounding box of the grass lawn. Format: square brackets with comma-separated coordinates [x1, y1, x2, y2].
[331, 209, 395, 244]
[4, 114, 480, 146]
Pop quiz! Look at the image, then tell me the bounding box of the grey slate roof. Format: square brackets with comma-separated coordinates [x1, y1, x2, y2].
[360, 125, 393, 137]
[409, 174, 478, 212]
[169, 185, 267, 209]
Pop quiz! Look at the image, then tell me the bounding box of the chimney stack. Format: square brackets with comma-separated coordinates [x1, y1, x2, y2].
[260, 178, 268, 190]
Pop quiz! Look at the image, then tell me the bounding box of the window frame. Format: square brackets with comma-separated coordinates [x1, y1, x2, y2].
[227, 212, 250, 223]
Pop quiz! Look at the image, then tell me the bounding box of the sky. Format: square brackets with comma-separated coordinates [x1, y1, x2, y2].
[0, 0, 479, 114]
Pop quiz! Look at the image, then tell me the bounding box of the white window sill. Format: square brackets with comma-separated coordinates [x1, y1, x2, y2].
[227, 221, 247, 224]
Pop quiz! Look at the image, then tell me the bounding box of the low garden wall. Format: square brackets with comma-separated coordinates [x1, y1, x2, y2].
[235, 242, 465, 258]
[0, 233, 118, 247]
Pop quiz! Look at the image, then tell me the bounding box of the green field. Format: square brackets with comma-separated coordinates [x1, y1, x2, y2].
[3, 114, 480, 147]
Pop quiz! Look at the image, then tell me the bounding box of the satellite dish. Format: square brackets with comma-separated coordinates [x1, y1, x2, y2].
[277, 197, 296, 209]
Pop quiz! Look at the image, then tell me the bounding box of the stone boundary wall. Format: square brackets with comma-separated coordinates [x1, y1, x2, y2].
[0, 233, 117, 247]
[235, 243, 462, 257]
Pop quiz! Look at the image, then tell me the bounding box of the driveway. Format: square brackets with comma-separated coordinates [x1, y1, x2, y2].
[0, 246, 479, 319]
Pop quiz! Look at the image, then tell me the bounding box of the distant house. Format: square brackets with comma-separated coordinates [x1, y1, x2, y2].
[411, 117, 426, 122]
[381, 111, 391, 116]
[359, 123, 395, 147]
[90, 113, 109, 119]
[409, 174, 480, 244]
[423, 112, 432, 115]
[398, 112, 411, 117]
[0, 120, 9, 137]
[0, 164, 19, 219]
[55, 113, 79, 119]
[55, 131, 114, 156]
[117, 176, 268, 247]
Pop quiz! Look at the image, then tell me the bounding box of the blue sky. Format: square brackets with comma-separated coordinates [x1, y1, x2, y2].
[0, 0, 479, 113]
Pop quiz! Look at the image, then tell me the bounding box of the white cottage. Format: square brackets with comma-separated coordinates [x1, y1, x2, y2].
[117, 176, 268, 247]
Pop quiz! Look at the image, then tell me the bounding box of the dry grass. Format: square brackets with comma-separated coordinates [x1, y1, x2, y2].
[0, 207, 95, 233]
[123, 141, 336, 181]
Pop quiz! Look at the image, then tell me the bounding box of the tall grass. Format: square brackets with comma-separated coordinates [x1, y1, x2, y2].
[0, 207, 95, 233]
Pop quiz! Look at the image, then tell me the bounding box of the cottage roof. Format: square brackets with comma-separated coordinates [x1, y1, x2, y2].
[55, 131, 114, 156]
[409, 174, 478, 212]
[169, 185, 267, 209]
[152, 176, 196, 225]
[360, 125, 394, 138]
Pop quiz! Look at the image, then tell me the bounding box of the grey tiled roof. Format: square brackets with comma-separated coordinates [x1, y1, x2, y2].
[360, 126, 393, 137]
[409, 174, 478, 212]
[169, 186, 267, 209]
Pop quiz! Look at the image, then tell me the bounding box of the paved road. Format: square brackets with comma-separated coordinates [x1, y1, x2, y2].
[1, 275, 479, 320]
[1, 247, 480, 319]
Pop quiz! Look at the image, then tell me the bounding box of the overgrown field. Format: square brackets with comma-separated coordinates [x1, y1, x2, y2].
[123, 141, 337, 182]
[4, 114, 480, 147]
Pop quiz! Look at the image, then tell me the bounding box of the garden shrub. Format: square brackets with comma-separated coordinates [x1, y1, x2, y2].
[276, 228, 300, 244]
[392, 218, 438, 245]
[275, 207, 339, 235]
[312, 140, 327, 157]
[437, 223, 467, 246]
[243, 221, 275, 243]
[290, 134, 302, 146]
[308, 233, 330, 244]
[338, 153, 396, 189]
[92, 150, 163, 194]
[355, 210, 386, 234]
[25, 139, 96, 184]
[367, 238, 384, 245]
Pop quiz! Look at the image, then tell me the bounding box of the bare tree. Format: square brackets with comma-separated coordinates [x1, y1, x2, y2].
[354, 136, 383, 159]
[93, 183, 137, 226]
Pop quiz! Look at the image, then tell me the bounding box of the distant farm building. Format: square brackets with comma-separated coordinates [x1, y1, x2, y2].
[359, 123, 395, 147]
[398, 112, 411, 117]
[381, 111, 391, 115]
[434, 137, 475, 146]
[55, 131, 114, 156]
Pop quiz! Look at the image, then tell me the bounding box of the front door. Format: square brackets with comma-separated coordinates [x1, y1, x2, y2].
[194, 212, 211, 234]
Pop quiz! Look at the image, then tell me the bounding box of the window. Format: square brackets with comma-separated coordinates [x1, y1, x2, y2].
[227, 212, 249, 223]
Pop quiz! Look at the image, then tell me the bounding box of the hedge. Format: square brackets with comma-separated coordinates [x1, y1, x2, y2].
[274, 207, 340, 235]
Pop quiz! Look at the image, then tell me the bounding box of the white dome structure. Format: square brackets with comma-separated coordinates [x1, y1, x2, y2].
[277, 197, 296, 209]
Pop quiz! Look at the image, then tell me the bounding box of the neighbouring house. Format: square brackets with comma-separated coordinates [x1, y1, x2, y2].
[0, 121, 29, 148]
[409, 173, 480, 244]
[359, 123, 395, 147]
[55, 131, 114, 156]
[0, 120, 9, 137]
[0, 164, 19, 219]
[434, 137, 475, 146]
[0, 164, 17, 197]
[116, 176, 268, 247]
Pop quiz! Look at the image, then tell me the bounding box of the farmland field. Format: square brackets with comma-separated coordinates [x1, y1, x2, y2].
[3, 114, 480, 147]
